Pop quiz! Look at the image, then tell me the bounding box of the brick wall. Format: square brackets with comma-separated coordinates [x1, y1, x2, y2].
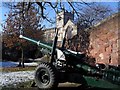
[68, 13, 120, 66]
[88, 13, 120, 66]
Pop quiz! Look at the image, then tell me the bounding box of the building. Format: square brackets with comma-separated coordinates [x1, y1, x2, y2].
[43, 10, 78, 46]
[88, 13, 120, 66]
[69, 13, 120, 66]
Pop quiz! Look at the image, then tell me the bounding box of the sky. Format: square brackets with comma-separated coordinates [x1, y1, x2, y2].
[0, 1, 119, 32]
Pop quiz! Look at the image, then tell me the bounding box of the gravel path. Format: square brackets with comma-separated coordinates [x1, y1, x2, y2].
[0, 71, 35, 87]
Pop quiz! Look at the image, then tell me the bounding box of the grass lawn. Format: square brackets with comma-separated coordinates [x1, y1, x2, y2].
[1, 66, 36, 72]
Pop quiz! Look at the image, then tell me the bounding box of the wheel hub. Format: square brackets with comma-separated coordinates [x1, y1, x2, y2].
[39, 69, 50, 85]
[42, 74, 49, 83]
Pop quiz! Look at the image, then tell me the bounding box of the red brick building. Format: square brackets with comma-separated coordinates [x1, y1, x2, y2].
[69, 13, 120, 66]
[88, 13, 120, 66]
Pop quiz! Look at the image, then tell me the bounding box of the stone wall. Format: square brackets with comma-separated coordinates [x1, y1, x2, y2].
[88, 13, 120, 66]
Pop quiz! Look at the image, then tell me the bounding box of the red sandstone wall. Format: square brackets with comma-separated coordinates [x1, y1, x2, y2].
[88, 13, 119, 66]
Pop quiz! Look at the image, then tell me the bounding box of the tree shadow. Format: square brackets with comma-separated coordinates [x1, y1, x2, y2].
[57, 87, 113, 90]
[2, 85, 118, 90]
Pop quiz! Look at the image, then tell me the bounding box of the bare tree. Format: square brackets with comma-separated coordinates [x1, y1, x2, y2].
[60, 3, 113, 53]
[3, 1, 114, 28]
[76, 3, 113, 30]
[2, 1, 94, 24]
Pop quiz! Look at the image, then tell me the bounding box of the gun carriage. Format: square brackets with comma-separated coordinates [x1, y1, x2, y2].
[19, 29, 120, 90]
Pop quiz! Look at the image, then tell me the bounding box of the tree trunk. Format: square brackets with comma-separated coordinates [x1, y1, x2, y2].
[21, 47, 25, 68]
[18, 58, 22, 67]
[17, 49, 22, 67]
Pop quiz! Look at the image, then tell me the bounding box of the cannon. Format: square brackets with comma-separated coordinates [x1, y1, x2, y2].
[19, 29, 120, 90]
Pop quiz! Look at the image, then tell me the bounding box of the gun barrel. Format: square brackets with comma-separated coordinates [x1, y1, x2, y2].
[19, 35, 52, 51]
[19, 35, 38, 44]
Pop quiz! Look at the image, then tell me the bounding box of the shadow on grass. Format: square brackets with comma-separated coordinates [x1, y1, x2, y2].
[1, 81, 119, 90]
[2, 86, 119, 90]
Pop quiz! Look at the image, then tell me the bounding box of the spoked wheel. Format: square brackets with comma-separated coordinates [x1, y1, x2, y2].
[35, 62, 58, 90]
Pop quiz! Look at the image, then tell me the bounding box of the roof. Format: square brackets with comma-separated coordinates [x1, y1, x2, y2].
[42, 27, 56, 31]
[64, 19, 77, 29]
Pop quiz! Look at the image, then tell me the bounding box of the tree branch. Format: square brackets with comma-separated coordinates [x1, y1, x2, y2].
[67, 1, 79, 17]
[36, 2, 46, 19]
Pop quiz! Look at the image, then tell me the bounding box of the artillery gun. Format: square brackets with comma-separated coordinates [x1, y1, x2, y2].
[19, 29, 120, 90]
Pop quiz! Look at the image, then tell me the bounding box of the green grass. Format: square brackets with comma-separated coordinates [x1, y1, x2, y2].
[1, 66, 36, 72]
